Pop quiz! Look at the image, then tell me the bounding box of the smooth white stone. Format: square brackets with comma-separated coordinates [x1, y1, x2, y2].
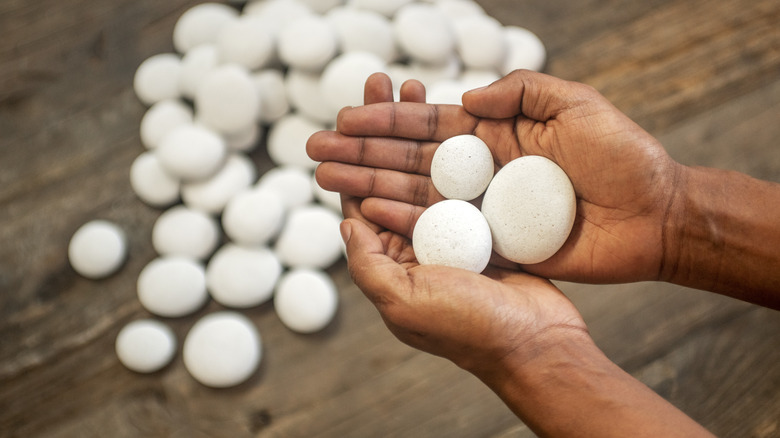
[156, 124, 227, 182]
[453, 14, 506, 70]
[133, 53, 182, 106]
[435, 0, 485, 19]
[278, 15, 338, 72]
[195, 64, 260, 134]
[256, 166, 314, 209]
[326, 7, 398, 63]
[501, 26, 547, 74]
[274, 268, 338, 333]
[393, 4, 455, 65]
[346, 0, 413, 17]
[253, 69, 291, 124]
[216, 15, 275, 70]
[137, 256, 209, 317]
[481, 156, 576, 264]
[300, 0, 344, 14]
[389, 56, 461, 92]
[223, 122, 261, 152]
[183, 311, 261, 388]
[426, 79, 469, 105]
[206, 244, 282, 308]
[320, 51, 387, 111]
[460, 68, 500, 89]
[222, 187, 286, 246]
[274, 204, 343, 269]
[285, 69, 338, 125]
[115, 319, 176, 373]
[430, 134, 494, 200]
[179, 44, 219, 100]
[152, 205, 221, 260]
[266, 114, 323, 169]
[412, 199, 492, 273]
[129, 151, 180, 208]
[173, 3, 239, 54]
[181, 153, 257, 214]
[140, 99, 193, 149]
[243, 0, 313, 37]
[68, 220, 127, 279]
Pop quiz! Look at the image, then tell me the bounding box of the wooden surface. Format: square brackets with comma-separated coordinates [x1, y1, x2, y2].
[1, 1, 779, 437]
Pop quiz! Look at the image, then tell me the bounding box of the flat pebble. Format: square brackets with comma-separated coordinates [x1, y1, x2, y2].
[320, 51, 387, 111]
[501, 26, 546, 74]
[430, 134, 494, 201]
[256, 166, 314, 209]
[278, 15, 338, 72]
[453, 14, 506, 70]
[156, 124, 227, 182]
[326, 7, 397, 63]
[267, 114, 323, 169]
[139, 99, 193, 149]
[435, 0, 485, 19]
[274, 268, 338, 333]
[347, 0, 413, 17]
[179, 44, 219, 100]
[173, 3, 238, 53]
[137, 256, 209, 317]
[133, 53, 181, 106]
[222, 187, 286, 246]
[181, 153, 257, 214]
[115, 319, 176, 373]
[285, 69, 338, 125]
[393, 4, 455, 65]
[130, 151, 180, 208]
[253, 69, 291, 124]
[206, 244, 282, 308]
[68, 220, 127, 279]
[216, 15, 275, 70]
[243, 0, 313, 37]
[183, 311, 261, 388]
[275, 204, 343, 269]
[195, 64, 260, 134]
[152, 205, 220, 260]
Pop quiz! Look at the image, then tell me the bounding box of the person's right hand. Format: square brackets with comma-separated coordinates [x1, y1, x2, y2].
[310, 70, 684, 284]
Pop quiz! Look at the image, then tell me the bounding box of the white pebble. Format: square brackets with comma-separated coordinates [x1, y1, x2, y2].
[206, 244, 282, 308]
[435, 0, 485, 19]
[222, 187, 286, 246]
[137, 256, 209, 317]
[133, 53, 182, 106]
[223, 122, 261, 152]
[256, 166, 314, 209]
[115, 319, 176, 373]
[460, 69, 501, 89]
[183, 311, 262, 388]
[453, 14, 506, 70]
[426, 79, 469, 105]
[266, 114, 323, 170]
[481, 156, 575, 264]
[173, 3, 239, 54]
[346, 0, 413, 17]
[388, 56, 461, 93]
[216, 15, 275, 70]
[152, 205, 220, 260]
[243, 0, 313, 37]
[320, 51, 387, 112]
[181, 153, 257, 214]
[68, 220, 128, 279]
[393, 4, 455, 65]
[412, 199, 492, 273]
[179, 44, 219, 100]
[129, 151, 180, 208]
[326, 7, 398, 63]
[274, 268, 338, 333]
[299, 0, 345, 14]
[431, 135, 494, 200]
[501, 26, 547, 74]
[139, 99, 193, 149]
[156, 124, 227, 181]
[274, 204, 343, 269]
[278, 15, 338, 72]
[285, 69, 338, 125]
[253, 69, 291, 124]
[195, 64, 260, 134]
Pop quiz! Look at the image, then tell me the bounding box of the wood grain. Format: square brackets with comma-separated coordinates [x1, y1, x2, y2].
[1, 1, 778, 437]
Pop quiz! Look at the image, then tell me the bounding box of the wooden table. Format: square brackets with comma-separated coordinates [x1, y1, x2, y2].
[1, 1, 778, 436]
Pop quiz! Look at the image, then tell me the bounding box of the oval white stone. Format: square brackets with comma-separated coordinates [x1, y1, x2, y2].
[181, 153, 257, 214]
[179, 44, 219, 100]
[266, 114, 323, 170]
[431, 134, 494, 200]
[326, 7, 397, 63]
[253, 69, 291, 124]
[68, 220, 128, 279]
[481, 156, 576, 264]
[278, 15, 338, 72]
[452, 14, 506, 70]
[194, 64, 260, 134]
[274, 268, 338, 333]
[152, 205, 220, 260]
[285, 69, 338, 125]
[274, 204, 343, 269]
[129, 151, 180, 208]
[139, 99, 193, 149]
[206, 244, 282, 308]
[173, 3, 238, 54]
[216, 15, 275, 70]
[256, 166, 314, 209]
[115, 319, 176, 373]
[222, 187, 286, 246]
[133, 53, 181, 106]
[320, 51, 387, 112]
[156, 124, 227, 182]
[500, 26, 547, 74]
[137, 256, 209, 317]
[393, 4, 455, 65]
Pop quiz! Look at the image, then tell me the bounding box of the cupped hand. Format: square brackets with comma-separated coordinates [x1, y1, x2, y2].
[309, 70, 683, 284]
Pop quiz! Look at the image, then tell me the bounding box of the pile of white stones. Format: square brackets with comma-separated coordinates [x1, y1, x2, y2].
[68, 0, 546, 388]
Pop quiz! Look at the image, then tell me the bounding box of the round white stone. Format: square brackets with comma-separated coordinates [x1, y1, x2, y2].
[299, 0, 344, 14]
[435, 0, 485, 19]
[133, 53, 182, 106]
[256, 166, 314, 209]
[216, 15, 275, 70]
[129, 151, 180, 208]
[195, 64, 260, 134]
[140, 99, 193, 149]
[156, 124, 227, 181]
[285, 69, 338, 125]
[173, 3, 239, 54]
[243, 0, 313, 37]
[346, 0, 413, 17]
[183, 311, 262, 388]
[266, 114, 323, 170]
[393, 4, 455, 65]
[137, 256, 209, 317]
[222, 187, 286, 246]
[68, 220, 127, 279]
[501, 26, 547, 74]
[179, 44, 219, 100]
[431, 134, 494, 201]
[274, 204, 343, 269]
[253, 69, 291, 124]
[453, 14, 506, 70]
[274, 268, 338, 333]
[326, 7, 397, 63]
[426, 79, 469, 105]
[152, 205, 220, 260]
[412, 199, 492, 273]
[181, 153, 257, 214]
[278, 15, 338, 72]
[206, 244, 282, 308]
[481, 156, 576, 264]
[115, 319, 176, 373]
[320, 51, 387, 111]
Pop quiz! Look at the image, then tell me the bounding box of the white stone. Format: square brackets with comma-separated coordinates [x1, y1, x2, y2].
[222, 187, 286, 246]
[68, 220, 127, 279]
[133, 53, 181, 106]
[412, 199, 492, 273]
[435, 0, 485, 19]
[243, 0, 313, 37]
[206, 244, 282, 308]
[183, 311, 261, 388]
[278, 15, 338, 72]
[274, 204, 343, 269]
[326, 7, 398, 63]
[152, 205, 220, 260]
[388, 56, 460, 93]
[181, 153, 257, 214]
[129, 152, 180, 208]
[481, 156, 576, 264]
[393, 4, 455, 65]
[453, 14, 506, 70]
[274, 268, 338, 333]
[195, 64, 260, 134]
[139, 99, 193, 149]
[346, 0, 413, 17]
[430, 134, 494, 200]
[460, 69, 500, 89]
[223, 123, 261, 152]
[115, 319, 177, 373]
[266, 114, 323, 170]
[501, 26, 547, 74]
[320, 51, 387, 112]
[299, 0, 344, 14]
[216, 15, 275, 70]
[173, 3, 239, 54]
[137, 256, 209, 317]
[426, 79, 469, 105]
[253, 69, 290, 124]
[156, 124, 227, 181]
[179, 44, 219, 100]
[284, 69, 338, 125]
[256, 166, 314, 209]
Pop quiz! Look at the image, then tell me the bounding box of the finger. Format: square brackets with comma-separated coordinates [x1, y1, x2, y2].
[400, 79, 426, 103]
[361, 197, 426, 239]
[337, 101, 478, 142]
[315, 161, 444, 207]
[307, 130, 436, 175]
[364, 72, 394, 105]
[340, 194, 384, 233]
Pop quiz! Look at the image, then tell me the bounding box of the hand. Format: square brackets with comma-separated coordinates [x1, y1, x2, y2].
[310, 70, 683, 284]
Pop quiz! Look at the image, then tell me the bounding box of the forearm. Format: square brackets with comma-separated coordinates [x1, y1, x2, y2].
[474, 331, 714, 438]
[662, 166, 780, 308]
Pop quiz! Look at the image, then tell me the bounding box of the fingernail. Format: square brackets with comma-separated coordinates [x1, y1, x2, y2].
[340, 220, 352, 244]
